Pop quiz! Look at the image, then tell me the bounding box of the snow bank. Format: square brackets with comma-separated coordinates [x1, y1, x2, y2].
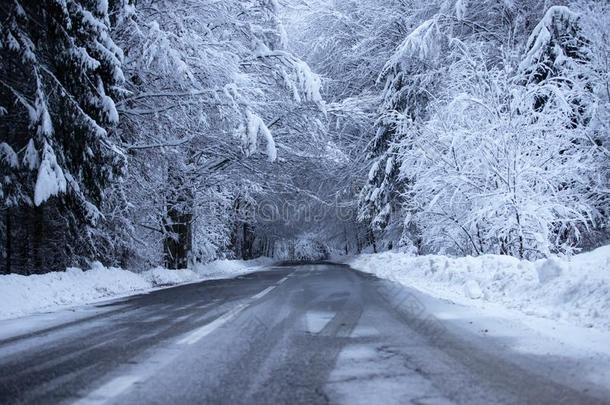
[0, 262, 150, 320]
[141, 267, 200, 287]
[192, 257, 274, 280]
[346, 246, 610, 330]
[0, 258, 273, 321]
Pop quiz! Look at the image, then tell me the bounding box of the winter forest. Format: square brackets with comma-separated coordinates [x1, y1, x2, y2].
[1, 0, 609, 275]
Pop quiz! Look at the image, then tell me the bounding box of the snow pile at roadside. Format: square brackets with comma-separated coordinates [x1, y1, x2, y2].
[346, 245, 610, 330]
[141, 267, 200, 287]
[0, 258, 273, 321]
[0, 262, 151, 320]
[193, 257, 275, 280]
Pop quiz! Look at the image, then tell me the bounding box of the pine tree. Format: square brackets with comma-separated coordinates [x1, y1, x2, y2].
[358, 15, 446, 251]
[0, 0, 126, 272]
[519, 6, 593, 126]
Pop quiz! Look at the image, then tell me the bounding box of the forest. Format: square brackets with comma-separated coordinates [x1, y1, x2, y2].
[1, 0, 609, 275]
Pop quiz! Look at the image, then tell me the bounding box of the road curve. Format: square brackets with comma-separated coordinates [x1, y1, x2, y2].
[0, 263, 607, 405]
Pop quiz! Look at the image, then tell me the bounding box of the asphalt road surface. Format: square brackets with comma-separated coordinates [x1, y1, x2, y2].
[0, 263, 608, 405]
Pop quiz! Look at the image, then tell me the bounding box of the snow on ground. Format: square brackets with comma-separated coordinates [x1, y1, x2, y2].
[346, 246, 610, 390]
[192, 257, 274, 280]
[0, 258, 274, 321]
[346, 245, 610, 331]
[391, 284, 610, 393]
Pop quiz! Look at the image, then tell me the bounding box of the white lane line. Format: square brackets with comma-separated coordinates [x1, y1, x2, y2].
[179, 282, 283, 345]
[74, 276, 293, 403]
[276, 275, 290, 285]
[178, 303, 247, 345]
[251, 285, 276, 300]
[72, 375, 140, 405]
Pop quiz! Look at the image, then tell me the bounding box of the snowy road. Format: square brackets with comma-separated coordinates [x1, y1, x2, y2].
[0, 263, 608, 405]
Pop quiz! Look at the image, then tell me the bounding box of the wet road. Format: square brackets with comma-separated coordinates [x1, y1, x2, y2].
[0, 263, 607, 404]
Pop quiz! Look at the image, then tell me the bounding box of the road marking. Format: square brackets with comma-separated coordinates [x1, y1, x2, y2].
[178, 280, 285, 345]
[73, 274, 295, 403]
[276, 275, 290, 285]
[250, 285, 276, 300]
[178, 303, 247, 345]
[305, 311, 335, 334]
[73, 375, 140, 405]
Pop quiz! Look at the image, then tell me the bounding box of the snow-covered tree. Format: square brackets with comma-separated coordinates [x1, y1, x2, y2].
[103, 0, 328, 268]
[400, 39, 601, 258]
[2, 0, 609, 274]
[359, 6, 449, 252]
[300, 0, 610, 257]
[1, 0, 126, 272]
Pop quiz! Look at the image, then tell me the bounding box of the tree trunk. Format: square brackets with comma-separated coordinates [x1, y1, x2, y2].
[164, 202, 193, 270]
[164, 207, 192, 269]
[369, 228, 378, 254]
[4, 208, 11, 274]
[32, 205, 44, 274]
[242, 222, 255, 259]
[230, 198, 256, 260]
[163, 165, 193, 270]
